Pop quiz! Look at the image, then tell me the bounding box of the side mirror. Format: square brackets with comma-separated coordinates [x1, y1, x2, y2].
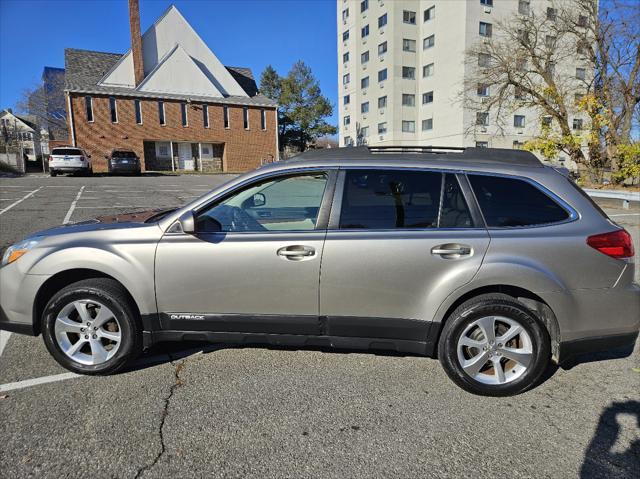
[179, 210, 196, 234]
[242, 192, 266, 209]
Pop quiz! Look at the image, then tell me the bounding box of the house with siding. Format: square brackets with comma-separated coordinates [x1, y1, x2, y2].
[63, 1, 278, 173]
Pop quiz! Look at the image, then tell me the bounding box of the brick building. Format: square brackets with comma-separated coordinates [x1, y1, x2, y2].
[63, 2, 277, 173]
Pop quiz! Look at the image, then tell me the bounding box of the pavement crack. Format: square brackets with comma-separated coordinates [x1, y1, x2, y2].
[134, 356, 187, 479]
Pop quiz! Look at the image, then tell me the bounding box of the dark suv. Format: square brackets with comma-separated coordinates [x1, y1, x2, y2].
[106, 149, 141, 175]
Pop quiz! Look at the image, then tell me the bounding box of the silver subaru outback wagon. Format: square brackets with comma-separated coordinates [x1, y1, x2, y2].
[1, 146, 638, 396]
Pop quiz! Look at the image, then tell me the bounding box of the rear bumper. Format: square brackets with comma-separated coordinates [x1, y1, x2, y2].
[558, 331, 638, 365]
[50, 166, 90, 172]
[110, 163, 140, 173]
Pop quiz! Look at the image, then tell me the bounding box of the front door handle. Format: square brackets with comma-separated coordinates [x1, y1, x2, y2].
[277, 245, 316, 260]
[431, 244, 472, 257]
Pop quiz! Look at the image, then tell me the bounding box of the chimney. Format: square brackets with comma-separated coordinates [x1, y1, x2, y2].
[129, 0, 144, 86]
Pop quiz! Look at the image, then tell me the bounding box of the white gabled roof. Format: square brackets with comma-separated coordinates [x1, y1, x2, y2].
[99, 5, 248, 98]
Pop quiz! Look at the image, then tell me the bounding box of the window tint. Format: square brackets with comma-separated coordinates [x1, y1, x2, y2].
[197, 173, 328, 233]
[469, 175, 569, 227]
[51, 148, 82, 156]
[112, 150, 136, 158]
[339, 170, 442, 229]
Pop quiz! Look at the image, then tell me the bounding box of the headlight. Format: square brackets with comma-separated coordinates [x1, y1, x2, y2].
[1, 237, 42, 267]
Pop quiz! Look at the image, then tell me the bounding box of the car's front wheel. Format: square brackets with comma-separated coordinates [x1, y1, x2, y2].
[42, 278, 141, 375]
[438, 294, 551, 396]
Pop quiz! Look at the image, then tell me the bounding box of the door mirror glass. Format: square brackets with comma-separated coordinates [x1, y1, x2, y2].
[242, 192, 266, 209]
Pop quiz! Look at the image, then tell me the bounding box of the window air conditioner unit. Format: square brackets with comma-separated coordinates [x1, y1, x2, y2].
[517, 129, 524, 134]
[380, 83, 385, 88]
[481, 97, 489, 104]
[363, 115, 368, 120]
[363, 90, 367, 95]
[484, 7, 491, 13]
[483, 38, 490, 44]
[363, 65, 367, 70]
[480, 127, 487, 133]
[379, 135, 384, 140]
[379, 109, 385, 114]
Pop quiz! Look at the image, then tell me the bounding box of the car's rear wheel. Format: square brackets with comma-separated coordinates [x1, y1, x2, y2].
[438, 294, 551, 396]
[42, 278, 141, 375]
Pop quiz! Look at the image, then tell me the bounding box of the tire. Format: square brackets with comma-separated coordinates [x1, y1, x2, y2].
[41, 278, 141, 375]
[438, 293, 551, 396]
[50, 170, 57, 177]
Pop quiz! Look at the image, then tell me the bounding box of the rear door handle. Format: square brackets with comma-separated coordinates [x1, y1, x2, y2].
[431, 244, 472, 256]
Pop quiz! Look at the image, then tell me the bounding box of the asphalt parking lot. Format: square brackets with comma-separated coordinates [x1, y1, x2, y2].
[0, 173, 638, 478]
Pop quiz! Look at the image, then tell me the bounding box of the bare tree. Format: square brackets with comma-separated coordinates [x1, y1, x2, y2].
[16, 74, 67, 141]
[463, 0, 639, 173]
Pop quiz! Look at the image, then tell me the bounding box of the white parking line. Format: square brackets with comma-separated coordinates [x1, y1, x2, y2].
[0, 187, 42, 215]
[609, 213, 640, 217]
[0, 372, 80, 393]
[63, 186, 85, 224]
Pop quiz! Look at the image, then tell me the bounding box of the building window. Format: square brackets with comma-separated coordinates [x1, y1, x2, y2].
[378, 41, 387, 55]
[378, 13, 387, 28]
[480, 0, 493, 6]
[479, 22, 492, 37]
[476, 141, 488, 148]
[344, 115, 351, 126]
[573, 118, 583, 130]
[361, 76, 370, 89]
[422, 118, 433, 131]
[515, 86, 526, 100]
[378, 68, 387, 82]
[402, 121, 415, 133]
[344, 94, 351, 105]
[402, 39, 416, 52]
[361, 102, 369, 114]
[402, 66, 416, 79]
[577, 41, 588, 55]
[518, 1, 530, 15]
[517, 58, 528, 72]
[477, 84, 489, 96]
[223, 106, 230, 128]
[478, 53, 491, 67]
[260, 109, 267, 130]
[514, 115, 526, 128]
[243, 107, 249, 129]
[343, 73, 350, 85]
[547, 7, 556, 21]
[476, 112, 489, 126]
[422, 91, 434, 104]
[542, 116, 552, 127]
[203, 104, 209, 128]
[361, 24, 369, 38]
[361, 0, 368, 13]
[128, 100, 140, 126]
[423, 63, 434, 77]
[158, 101, 165, 125]
[181, 102, 188, 127]
[342, 8, 349, 22]
[578, 15, 588, 27]
[403, 10, 416, 25]
[343, 30, 349, 42]
[402, 94, 415, 107]
[344, 136, 353, 147]
[378, 96, 387, 109]
[343, 52, 350, 63]
[360, 126, 369, 138]
[109, 97, 118, 123]
[378, 122, 387, 134]
[575, 93, 585, 104]
[576, 67, 586, 80]
[85, 96, 93, 122]
[424, 6, 435, 21]
[545, 35, 557, 48]
[361, 51, 370, 63]
[423, 35, 435, 49]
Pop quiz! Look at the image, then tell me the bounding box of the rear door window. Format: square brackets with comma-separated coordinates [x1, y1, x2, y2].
[469, 175, 570, 227]
[339, 170, 473, 229]
[51, 148, 82, 156]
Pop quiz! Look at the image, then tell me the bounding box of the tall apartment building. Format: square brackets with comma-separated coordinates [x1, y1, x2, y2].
[337, 0, 590, 166]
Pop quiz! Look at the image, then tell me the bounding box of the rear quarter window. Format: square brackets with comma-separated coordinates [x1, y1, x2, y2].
[469, 175, 570, 227]
[51, 148, 82, 156]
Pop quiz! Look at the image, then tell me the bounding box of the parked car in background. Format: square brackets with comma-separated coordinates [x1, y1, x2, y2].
[106, 149, 141, 175]
[1, 146, 637, 396]
[49, 147, 92, 177]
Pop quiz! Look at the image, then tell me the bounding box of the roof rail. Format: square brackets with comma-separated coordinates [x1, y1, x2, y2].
[368, 145, 466, 154]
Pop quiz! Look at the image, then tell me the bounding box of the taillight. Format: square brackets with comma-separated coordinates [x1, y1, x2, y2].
[587, 229, 635, 259]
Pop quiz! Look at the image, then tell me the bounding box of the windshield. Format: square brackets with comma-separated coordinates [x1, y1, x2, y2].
[112, 151, 137, 158]
[51, 148, 82, 156]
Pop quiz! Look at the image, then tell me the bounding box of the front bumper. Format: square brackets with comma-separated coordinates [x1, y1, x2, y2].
[0, 305, 37, 335]
[0, 262, 50, 336]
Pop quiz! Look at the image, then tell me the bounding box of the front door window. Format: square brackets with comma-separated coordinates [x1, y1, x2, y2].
[197, 172, 328, 233]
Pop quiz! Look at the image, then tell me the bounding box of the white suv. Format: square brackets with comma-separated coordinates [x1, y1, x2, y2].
[49, 147, 92, 176]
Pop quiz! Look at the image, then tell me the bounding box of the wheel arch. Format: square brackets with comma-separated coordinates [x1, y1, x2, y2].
[32, 269, 142, 335]
[432, 284, 561, 362]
